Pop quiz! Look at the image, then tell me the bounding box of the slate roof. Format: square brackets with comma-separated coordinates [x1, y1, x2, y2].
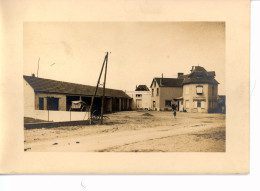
[150, 78, 183, 88]
[23, 75, 131, 98]
[135, 85, 150, 91]
[182, 66, 219, 85]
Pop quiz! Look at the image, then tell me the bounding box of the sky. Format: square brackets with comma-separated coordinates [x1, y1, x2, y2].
[23, 22, 225, 94]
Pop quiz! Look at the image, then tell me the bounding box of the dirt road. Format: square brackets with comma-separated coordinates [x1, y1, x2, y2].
[24, 111, 225, 152]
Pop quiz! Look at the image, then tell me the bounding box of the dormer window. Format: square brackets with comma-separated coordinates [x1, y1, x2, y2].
[196, 86, 203, 95]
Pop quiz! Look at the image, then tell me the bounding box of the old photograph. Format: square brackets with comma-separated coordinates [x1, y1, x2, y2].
[23, 22, 226, 152]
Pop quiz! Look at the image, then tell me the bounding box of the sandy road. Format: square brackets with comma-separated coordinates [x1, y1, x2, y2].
[24, 111, 225, 152]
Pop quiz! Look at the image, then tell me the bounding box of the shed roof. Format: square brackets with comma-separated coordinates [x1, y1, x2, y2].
[23, 75, 131, 98]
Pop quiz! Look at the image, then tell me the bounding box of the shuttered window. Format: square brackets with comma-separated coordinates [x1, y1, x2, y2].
[193, 101, 197, 108]
[186, 86, 189, 94]
[196, 86, 203, 95]
[186, 100, 190, 108]
[201, 101, 206, 108]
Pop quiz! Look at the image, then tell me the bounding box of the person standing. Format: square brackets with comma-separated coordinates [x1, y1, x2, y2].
[172, 103, 177, 118]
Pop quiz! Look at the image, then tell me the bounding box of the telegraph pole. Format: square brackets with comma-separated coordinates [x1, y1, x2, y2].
[88, 52, 109, 125]
[101, 53, 108, 124]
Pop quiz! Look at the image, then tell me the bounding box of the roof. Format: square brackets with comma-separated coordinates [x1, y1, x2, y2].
[182, 66, 219, 85]
[135, 85, 150, 91]
[150, 78, 183, 88]
[23, 75, 131, 98]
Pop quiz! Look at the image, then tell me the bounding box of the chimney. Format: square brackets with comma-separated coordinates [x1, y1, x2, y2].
[32, 73, 35, 77]
[160, 73, 164, 85]
[190, 66, 195, 72]
[178, 72, 184, 78]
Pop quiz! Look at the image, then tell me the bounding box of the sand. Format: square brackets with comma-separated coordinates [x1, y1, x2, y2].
[24, 111, 225, 152]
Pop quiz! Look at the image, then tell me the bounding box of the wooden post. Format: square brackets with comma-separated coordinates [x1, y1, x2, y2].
[88, 53, 108, 124]
[101, 53, 108, 124]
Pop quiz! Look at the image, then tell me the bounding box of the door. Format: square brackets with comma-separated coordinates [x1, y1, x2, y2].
[136, 99, 142, 109]
[153, 101, 156, 108]
[197, 100, 202, 112]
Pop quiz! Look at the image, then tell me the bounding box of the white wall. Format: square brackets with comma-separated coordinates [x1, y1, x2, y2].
[126, 91, 151, 110]
[24, 79, 35, 115]
[25, 110, 89, 122]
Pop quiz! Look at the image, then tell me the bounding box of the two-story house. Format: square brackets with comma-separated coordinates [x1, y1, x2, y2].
[150, 74, 183, 111]
[181, 66, 219, 113]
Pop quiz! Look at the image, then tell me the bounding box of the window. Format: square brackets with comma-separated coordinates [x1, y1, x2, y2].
[193, 101, 197, 108]
[47, 97, 59, 110]
[156, 88, 159, 96]
[152, 89, 154, 97]
[185, 86, 189, 94]
[154, 81, 156, 87]
[201, 101, 206, 109]
[39, 97, 44, 110]
[212, 86, 214, 96]
[196, 86, 203, 95]
[165, 100, 171, 107]
[136, 94, 142, 98]
[186, 100, 190, 108]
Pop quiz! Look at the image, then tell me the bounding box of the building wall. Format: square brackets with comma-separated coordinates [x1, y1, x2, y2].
[159, 87, 183, 110]
[182, 83, 218, 113]
[35, 93, 67, 111]
[150, 80, 160, 110]
[24, 79, 35, 115]
[126, 91, 151, 110]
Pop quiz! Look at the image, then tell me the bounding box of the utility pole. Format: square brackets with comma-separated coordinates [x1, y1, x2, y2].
[88, 52, 109, 125]
[100, 53, 108, 124]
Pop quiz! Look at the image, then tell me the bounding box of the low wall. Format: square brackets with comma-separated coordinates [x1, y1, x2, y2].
[24, 109, 89, 122]
[24, 120, 90, 129]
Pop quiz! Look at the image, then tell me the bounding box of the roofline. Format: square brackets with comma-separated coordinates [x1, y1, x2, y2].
[23, 75, 127, 93]
[150, 77, 183, 88]
[24, 75, 131, 99]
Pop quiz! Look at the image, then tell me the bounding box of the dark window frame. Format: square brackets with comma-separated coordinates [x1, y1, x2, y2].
[39, 97, 44, 110]
[165, 100, 172, 107]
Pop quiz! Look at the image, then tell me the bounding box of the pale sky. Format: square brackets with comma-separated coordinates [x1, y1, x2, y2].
[23, 22, 225, 94]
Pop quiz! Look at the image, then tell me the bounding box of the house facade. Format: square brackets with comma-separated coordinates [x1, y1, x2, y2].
[150, 74, 184, 111]
[24, 75, 132, 122]
[181, 66, 219, 113]
[126, 85, 151, 110]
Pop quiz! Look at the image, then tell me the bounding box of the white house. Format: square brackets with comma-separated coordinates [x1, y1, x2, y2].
[126, 85, 151, 110]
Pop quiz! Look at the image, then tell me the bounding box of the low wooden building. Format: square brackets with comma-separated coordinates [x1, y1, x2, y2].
[24, 75, 132, 121]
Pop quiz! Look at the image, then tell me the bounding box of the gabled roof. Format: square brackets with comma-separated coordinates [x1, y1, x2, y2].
[135, 85, 150, 91]
[23, 75, 131, 98]
[150, 78, 183, 88]
[182, 66, 219, 85]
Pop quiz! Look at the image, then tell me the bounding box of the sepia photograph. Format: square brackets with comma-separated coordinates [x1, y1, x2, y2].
[23, 22, 226, 152]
